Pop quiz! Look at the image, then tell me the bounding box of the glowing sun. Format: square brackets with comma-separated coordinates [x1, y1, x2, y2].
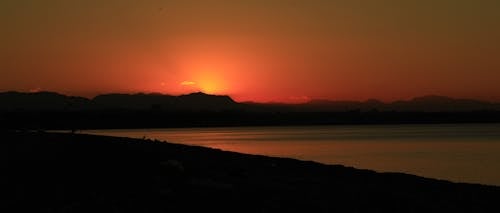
[187, 70, 228, 94]
[180, 75, 227, 94]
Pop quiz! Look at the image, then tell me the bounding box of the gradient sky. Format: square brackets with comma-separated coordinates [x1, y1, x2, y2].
[1, 0, 499, 103]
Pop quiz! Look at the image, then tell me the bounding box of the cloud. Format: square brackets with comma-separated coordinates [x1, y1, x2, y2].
[181, 81, 196, 86]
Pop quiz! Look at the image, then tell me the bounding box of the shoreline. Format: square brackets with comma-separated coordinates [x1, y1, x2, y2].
[4, 131, 500, 212]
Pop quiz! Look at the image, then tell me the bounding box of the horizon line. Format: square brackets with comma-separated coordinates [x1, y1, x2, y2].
[1, 90, 499, 105]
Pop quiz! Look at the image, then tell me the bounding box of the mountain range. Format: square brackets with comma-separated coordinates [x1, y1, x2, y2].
[1, 91, 498, 112]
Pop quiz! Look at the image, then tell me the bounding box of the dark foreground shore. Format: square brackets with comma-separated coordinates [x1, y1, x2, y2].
[2, 131, 500, 212]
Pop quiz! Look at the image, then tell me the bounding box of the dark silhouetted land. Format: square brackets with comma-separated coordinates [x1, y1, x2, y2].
[1, 91, 500, 130]
[3, 131, 500, 212]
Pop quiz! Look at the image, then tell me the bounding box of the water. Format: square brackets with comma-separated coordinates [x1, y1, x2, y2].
[85, 124, 500, 186]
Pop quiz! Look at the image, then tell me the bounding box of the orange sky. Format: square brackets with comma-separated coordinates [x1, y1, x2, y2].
[1, 0, 500, 103]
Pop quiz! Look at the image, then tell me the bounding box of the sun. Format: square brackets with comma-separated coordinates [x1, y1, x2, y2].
[190, 71, 227, 94]
[197, 78, 225, 94]
[180, 76, 226, 94]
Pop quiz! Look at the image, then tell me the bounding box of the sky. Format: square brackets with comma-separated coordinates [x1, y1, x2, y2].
[1, 0, 500, 103]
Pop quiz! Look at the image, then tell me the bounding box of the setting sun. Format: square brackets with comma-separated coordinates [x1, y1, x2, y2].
[196, 75, 226, 94]
[179, 73, 227, 95]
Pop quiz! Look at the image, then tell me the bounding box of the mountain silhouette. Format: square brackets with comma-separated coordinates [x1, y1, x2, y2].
[389, 95, 499, 111]
[0, 91, 499, 112]
[0, 91, 238, 111]
[92, 92, 237, 111]
[0, 91, 90, 111]
[296, 95, 500, 112]
[2, 91, 500, 129]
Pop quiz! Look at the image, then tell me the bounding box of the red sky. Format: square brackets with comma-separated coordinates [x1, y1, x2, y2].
[1, 0, 500, 103]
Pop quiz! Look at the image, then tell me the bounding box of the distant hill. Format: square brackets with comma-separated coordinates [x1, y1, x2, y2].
[2, 91, 500, 129]
[0, 91, 239, 111]
[1, 91, 500, 113]
[0, 91, 90, 111]
[92, 92, 238, 111]
[242, 95, 500, 112]
[294, 95, 500, 112]
[388, 95, 500, 112]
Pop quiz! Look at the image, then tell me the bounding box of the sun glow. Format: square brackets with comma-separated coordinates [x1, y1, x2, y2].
[172, 43, 249, 96]
[196, 74, 226, 94]
[179, 72, 227, 95]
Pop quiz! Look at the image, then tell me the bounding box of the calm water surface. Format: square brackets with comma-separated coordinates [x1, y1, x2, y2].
[85, 124, 500, 186]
